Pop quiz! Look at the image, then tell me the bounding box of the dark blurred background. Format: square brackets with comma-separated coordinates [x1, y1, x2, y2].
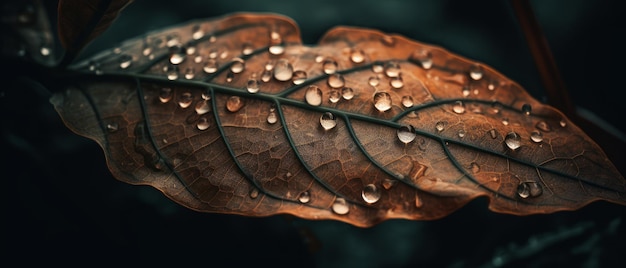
[2, 0, 625, 266]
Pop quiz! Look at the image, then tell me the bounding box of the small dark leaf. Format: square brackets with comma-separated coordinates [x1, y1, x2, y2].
[50, 13, 625, 227]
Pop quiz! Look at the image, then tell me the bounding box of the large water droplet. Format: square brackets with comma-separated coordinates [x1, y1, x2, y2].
[409, 48, 433, 69]
[350, 48, 365, 63]
[373, 92, 392, 112]
[203, 59, 218, 74]
[452, 100, 466, 114]
[305, 86, 323, 106]
[197, 117, 210, 130]
[361, 184, 381, 204]
[342, 87, 354, 100]
[397, 124, 416, 144]
[292, 70, 307, 85]
[517, 181, 542, 198]
[119, 54, 132, 69]
[435, 121, 446, 132]
[320, 112, 337, 130]
[246, 78, 260, 93]
[273, 59, 293, 81]
[230, 57, 245, 73]
[504, 132, 522, 150]
[323, 58, 338, 74]
[298, 191, 311, 203]
[331, 197, 349, 215]
[384, 62, 401, 77]
[159, 87, 172, 103]
[178, 92, 193, 108]
[402, 95, 414, 108]
[530, 130, 543, 143]
[469, 64, 483, 80]
[226, 96, 244, 112]
[328, 73, 345, 88]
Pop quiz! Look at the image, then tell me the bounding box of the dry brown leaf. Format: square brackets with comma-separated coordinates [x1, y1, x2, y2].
[50, 13, 626, 227]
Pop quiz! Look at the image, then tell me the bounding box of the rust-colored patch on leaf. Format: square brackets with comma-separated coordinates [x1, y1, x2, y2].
[50, 13, 625, 227]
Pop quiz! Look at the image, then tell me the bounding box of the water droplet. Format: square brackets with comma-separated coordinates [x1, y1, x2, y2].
[457, 129, 466, 138]
[469, 64, 483, 80]
[342, 87, 354, 100]
[469, 162, 480, 174]
[208, 35, 217, 43]
[501, 118, 509, 126]
[530, 130, 543, 143]
[390, 76, 404, 89]
[462, 86, 471, 97]
[226, 96, 244, 112]
[273, 59, 293, 81]
[184, 67, 195, 79]
[331, 197, 349, 215]
[159, 87, 172, 103]
[315, 55, 324, 63]
[178, 92, 193, 108]
[327, 73, 345, 88]
[230, 57, 245, 73]
[195, 100, 210, 115]
[559, 119, 567, 127]
[292, 70, 307, 85]
[106, 123, 118, 132]
[261, 70, 272, 82]
[488, 79, 498, 90]
[372, 63, 384, 73]
[194, 55, 203, 63]
[452, 100, 466, 114]
[298, 191, 311, 203]
[382, 178, 397, 190]
[504, 132, 521, 150]
[415, 192, 423, 208]
[409, 48, 433, 69]
[384, 62, 401, 77]
[435, 121, 446, 132]
[203, 59, 218, 73]
[246, 78, 260, 93]
[373, 92, 392, 112]
[350, 48, 365, 63]
[535, 121, 552, 132]
[517, 181, 542, 198]
[522, 103, 532, 116]
[40, 46, 51, 56]
[489, 129, 498, 139]
[269, 45, 285, 55]
[202, 90, 211, 100]
[119, 54, 132, 69]
[226, 72, 234, 82]
[242, 43, 254, 55]
[320, 112, 337, 130]
[361, 184, 381, 204]
[169, 52, 185, 65]
[165, 66, 178, 80]
[192, 25, 204, 40]
[402, 96, 414, 108]
[397, 125, 416, 144]
[329, 89, 341, 103]
[305, 86, 323, 106]
[197, 117, 210, 130]
[323, 58, 338, 74]
[266, 111, 277, 124]
[490, 102, 502, 114]
[368, 76, 380, 86]
[269, 31, 284, 55]
[209, 49, 218, 59]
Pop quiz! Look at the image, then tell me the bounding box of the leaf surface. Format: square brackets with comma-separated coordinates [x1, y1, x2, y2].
[50, 13, 626, 227]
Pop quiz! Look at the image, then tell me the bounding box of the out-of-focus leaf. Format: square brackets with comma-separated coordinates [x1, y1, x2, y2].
[57, 0, 133, 56]
[1, 0, 56, 65]
[50, 13, 626, 227]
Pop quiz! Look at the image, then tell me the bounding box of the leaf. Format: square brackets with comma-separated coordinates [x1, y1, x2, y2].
[50, 13, 626, 227]
[56, 0, 133, 57]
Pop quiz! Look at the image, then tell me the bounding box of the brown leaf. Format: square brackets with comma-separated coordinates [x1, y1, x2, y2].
[50, 13, 626, 227]
[57, 0, 133, 55]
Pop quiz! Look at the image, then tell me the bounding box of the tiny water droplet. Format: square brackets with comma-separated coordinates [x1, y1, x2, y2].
[273, 59, 293, 81]
[315, 55, 324, 63]
[226, 72, 234, 83]
[202, 91, 211, 100]
[194, 55, 202, 63]
[373, 92, 392, 112]
[197, 117, 210, 130]
[40, 46, 50, 56]
[209, 49, 218, 59]
[452, 100, 466, 114]
[402, 96, 414, 108]
[165, 66, 178, 80]
[226, 96, 244, 112]
[249, 188, 259, 199]
[192, 25, 204, 40]
[184, 67, 195, 79]
[119, 54, 132, 69]
[269, 44, 285, 55]
[292, 70, 307, 85]
[320, 112, 337, 130]
[488, 79, 498, 90]
[469, 162, 480, 173]
[469, 64, 483, 80]
[517, 181, 542, 198]
[195, 100, 210, 115]
[246, 78, 260, 93]
[397, 124, 416, 144]
[435, 121, 446, 132]
[372, 63, 384, 73]
[409, 48, 433, 69]
[535, 121, 552, 132]
[350, 48, 365, 63]
[178, 92, 193, 108]
[390, 76, 404, 89]
[266, 111, 277, 124]
[502, 118, 509, 126]
[382, 178, 397, 190]
[504, 132, 521, 150]
[242, 43, 254, 55]
[489, 129, 498, 139]
[362, 184, 381, 204]
[522, 103, 532, 116]
[329, 89, 341, 103]
[331, 197, 349, 215]
[457, 129, 466, 138]
[530, 130, 543, 143]
[159, 88, 172, 103]
[203, 59, 218, 73]
[261, 70, 272, 82]
[169, 52, 185, 65]
[208, 35, 217, 43]
[323, 58, 338, 74]
[368, 76, 380, 87]
[342, 87, 354, 100]
[106, 123, 118, 132]
[384, 62, 401, 77]
[305, 86, 323, 106]
[327, 73, 345, 88]
[559, 119, 567, 127]
[462, 86, 471, 97]
[230, 57, 245, 73]
[298, 191, 310, 203]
